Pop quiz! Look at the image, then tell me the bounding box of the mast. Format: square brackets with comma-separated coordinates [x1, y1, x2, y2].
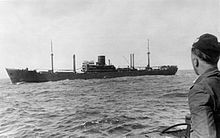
[133, 53, 134, 68]
[130, 53, 135, 69]
[147, 39, 150, 68]
[51, 40, 54, 73]
[73, 54, 76, 73]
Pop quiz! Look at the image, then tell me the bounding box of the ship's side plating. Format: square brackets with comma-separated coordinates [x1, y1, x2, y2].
[6, 64, 177, 84]
[6, 68, 44, 83]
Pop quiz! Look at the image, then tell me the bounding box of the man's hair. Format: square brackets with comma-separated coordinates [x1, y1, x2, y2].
[191, 47, 219, 65]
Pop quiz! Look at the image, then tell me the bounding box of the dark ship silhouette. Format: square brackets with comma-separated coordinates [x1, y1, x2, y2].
[6, 40, 178, 84]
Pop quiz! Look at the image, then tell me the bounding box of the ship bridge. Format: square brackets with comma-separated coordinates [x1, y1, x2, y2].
[82, 56, 116, 73]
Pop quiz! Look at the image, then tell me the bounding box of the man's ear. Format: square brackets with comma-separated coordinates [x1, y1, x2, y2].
[193, 58, 199, 67]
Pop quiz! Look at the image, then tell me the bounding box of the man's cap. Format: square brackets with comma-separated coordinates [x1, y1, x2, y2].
[192, 33, 220, 58]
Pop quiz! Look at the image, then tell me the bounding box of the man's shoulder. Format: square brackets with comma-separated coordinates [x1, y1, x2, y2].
[192, 71, 220, 89]
[189, 70, 220, 96]
[190, 81, 205, 91]
[189, 74, 220, 100]
[188, 82, 211, 108]
[189, 82, 205, 100]
[202, 72, 220, 89]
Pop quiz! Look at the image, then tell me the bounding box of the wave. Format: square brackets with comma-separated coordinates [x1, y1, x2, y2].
[161, 92, 188, 98]
[67, 115, 149, 133]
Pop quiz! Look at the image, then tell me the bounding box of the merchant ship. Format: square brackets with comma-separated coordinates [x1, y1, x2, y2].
[6, 40, 178, 84]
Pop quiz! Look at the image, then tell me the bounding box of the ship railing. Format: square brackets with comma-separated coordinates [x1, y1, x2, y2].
[56, 69, 75, 72]
[35, 69, 77, 73]
[136, 65, 177, 70]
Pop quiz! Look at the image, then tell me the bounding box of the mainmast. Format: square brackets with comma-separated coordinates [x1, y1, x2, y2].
[147, 39, 150, 68]
[51, 40, 54, 73]
[73, 54, 76, 73]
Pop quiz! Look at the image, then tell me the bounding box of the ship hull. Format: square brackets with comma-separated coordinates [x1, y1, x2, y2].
[6, 67, 178, 84]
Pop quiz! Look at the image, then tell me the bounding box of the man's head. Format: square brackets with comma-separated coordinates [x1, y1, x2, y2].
[191, 33, 220, 75]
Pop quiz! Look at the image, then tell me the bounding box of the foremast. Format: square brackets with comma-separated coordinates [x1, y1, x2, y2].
[147, 39, 150, 68]
[51, 40, 54, 73]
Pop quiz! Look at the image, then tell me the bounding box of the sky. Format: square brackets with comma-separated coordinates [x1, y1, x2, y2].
[0, 0, 220, 78]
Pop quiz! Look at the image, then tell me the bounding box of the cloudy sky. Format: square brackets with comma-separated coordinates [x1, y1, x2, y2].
[0, 0, 219, 78]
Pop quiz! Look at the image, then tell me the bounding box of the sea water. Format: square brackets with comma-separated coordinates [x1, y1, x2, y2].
[0, 70, 196, 138]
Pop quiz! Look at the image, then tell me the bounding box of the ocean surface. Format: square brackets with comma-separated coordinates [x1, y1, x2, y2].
[0, 70, 196, 138]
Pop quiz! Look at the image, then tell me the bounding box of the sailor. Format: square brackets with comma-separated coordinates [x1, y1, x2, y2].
[189, 33, 220, 138]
